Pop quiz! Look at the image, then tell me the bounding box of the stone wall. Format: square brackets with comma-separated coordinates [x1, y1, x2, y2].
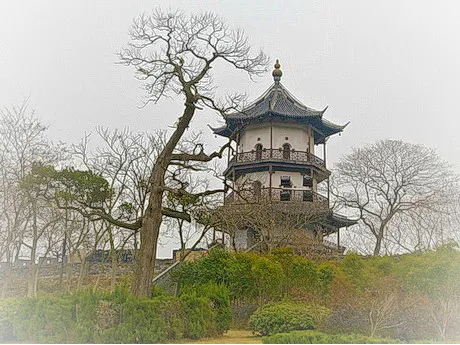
[0, 258, 176, 280]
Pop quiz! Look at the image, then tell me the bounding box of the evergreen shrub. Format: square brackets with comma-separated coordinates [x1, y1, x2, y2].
[96, 295, 185, 343]
[262, 330, 404, 344]
[179, 283, 231, 339]
[0, 283, 229, 343]
[0, 298, 19, 342]
[8, 295, 75, 343]
[249, 302, 330, 336]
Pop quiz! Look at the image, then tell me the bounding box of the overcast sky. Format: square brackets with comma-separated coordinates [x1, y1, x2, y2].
[1, 1, 459, 256]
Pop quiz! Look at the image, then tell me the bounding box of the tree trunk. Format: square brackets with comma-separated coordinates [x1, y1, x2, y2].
[373, 236, 382, 256]
[373, 224, 387, 256]
[33, 262, 41, 296]
[65, 255, 73, 293]
[131, 102, 196, 297]
[27, 201, 38, 297]
[76, 247, 90, 292]
[110, 252, 118, 292]
[27, 262, 36, 297]
[27, 237, 38, 297]
[131, 206, 162, 297]
[59, 209, 68, 291]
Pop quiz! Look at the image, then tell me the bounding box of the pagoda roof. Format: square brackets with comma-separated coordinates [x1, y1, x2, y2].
[228, 82, 325, 120]
[328, 212, 358, 228]
[210, 62, 349, 144]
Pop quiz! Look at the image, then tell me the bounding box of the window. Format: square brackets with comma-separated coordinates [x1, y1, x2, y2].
[282, 143, 291, 160]
[280, 190, 291, 201]
[303, 169, 313, 187]
[303, 190, 313, 202]
[255, 144, 263, 160]
[280, 176, 292, 187]
[303, 176, 313, 187]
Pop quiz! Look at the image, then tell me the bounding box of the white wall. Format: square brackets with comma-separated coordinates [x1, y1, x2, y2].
[234, 122, 321, 193]
[238, 122, 315, 154]
[236, 171, 270, 188]
[238, 124, 270, 152]
[235, 171, 316, 192]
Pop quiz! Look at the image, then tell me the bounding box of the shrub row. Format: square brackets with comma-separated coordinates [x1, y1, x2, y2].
[173, 246, 460, 341]
[262, 330, 404, 344]
[0, 283, 230, 343]
[172, 248, 336, 304]
[249, 302, 330, 336]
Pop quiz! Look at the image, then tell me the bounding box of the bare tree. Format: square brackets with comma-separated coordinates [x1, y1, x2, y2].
[72, 127, 166, 290]
[162, 166, 216, 260]
[211, 199, 331, 256]
[331, 140, 457, 255]
[0, 101, 65, 297]
[367, 291, 404, 337]
[118, 9, 268, 296]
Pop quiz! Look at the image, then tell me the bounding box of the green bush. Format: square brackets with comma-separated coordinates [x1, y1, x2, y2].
[97, 295, 185, 343]
[172, 248, 231, 289]
[198, 283, 231, 335]
[251, 256, 284, 302]
[262, 330, 404, 344]
[227, 253, 258, 301]
[8, 295, 75, 343]
[180, 283, 231, 339]
[0, 298, 19, 342]
[0, 284, 228, 343]
[180, 291, 214, 339]
[249, 302, 330, 336]
[72, 290, 102, 342]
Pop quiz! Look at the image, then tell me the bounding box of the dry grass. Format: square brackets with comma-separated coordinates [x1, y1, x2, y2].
[181, 330, 262, 344]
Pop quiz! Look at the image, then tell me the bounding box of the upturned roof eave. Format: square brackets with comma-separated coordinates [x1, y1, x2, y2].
[211, 113, 349, 142]
[224, 82, 324, 120]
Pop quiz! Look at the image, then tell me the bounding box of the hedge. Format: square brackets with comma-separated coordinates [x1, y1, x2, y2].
[262, 330, 404, 344]
[180, 283, 231, 339]
[0, 283, 231, 343]
[249, 302, 330, 336]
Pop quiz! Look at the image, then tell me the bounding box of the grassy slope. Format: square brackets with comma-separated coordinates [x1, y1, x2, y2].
[181, 330, 262, 344]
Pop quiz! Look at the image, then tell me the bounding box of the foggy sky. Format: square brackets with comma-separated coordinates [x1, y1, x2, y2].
[1, 1, 459, 256]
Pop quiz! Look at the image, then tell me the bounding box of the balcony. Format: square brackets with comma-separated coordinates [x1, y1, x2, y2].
[224, 187, 328, 205]
[229, 149, 325, 168]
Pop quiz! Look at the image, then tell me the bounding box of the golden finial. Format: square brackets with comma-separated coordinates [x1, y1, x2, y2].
[272, 59, 282, 83]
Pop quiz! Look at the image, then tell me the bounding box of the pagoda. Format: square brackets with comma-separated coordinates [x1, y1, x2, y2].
[211, 60, 356, 254]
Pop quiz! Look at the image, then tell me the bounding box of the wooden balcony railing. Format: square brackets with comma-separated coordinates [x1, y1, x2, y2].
[224, 187, 328, 205]
[229, 149, 325, 168]
[323, 239, 346, 253]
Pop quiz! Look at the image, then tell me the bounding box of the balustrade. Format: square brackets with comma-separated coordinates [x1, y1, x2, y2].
[224, 187, 328, 205]
[230, 149, 325, 168]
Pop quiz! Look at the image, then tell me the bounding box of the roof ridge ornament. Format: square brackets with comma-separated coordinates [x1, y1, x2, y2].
[272, 59, 282, 83]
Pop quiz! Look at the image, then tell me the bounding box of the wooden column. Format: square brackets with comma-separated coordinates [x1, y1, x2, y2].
[323, 141, 327, 168]
[324, 141, 330, 207]
[227, 138, 231, 164]
[270, 120, 273, 158]
[338, 228, 342, 250]
[269, 119, 273, 200]
[269, 165, 273, 201]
